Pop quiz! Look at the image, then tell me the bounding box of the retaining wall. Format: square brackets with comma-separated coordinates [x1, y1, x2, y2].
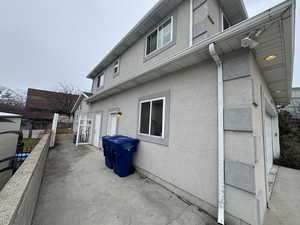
[0, 133, 51, 225]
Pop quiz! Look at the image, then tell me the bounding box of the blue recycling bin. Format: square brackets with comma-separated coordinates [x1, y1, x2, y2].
[102, 136, 123, 169]
[110, 137, 139, 177]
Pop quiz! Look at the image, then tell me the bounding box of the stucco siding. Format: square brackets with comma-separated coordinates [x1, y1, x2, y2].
[90, 61, 219, 206]
[92, 0, 190, 94]
[207, 0, 222, 35]
[250, 52, 279, 225]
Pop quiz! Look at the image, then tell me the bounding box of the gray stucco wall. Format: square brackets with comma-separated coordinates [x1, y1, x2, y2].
[192, 0, 222, 44]
[0, 133, 51, 225]
[88, 47, 279, 225]
[92, 0, 190, 94]
[222, 49, 280, 225]
[0, 117, 21, 190]
[250, 52, 279, 225]
[90, 61, 219, 208]
[222, 49, 259, 225]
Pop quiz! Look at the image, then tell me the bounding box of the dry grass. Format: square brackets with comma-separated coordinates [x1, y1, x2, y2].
[56, 128, 73, 134]
[23, 138, 41, 153]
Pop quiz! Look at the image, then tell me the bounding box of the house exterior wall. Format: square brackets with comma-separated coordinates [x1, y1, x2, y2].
[91, 0, 224, 95]
[0, 117, 21, 190]
[90, 61, 220, 208]
[89, 48, 279, 224]
[84, 1, 280, 224]
[192, 0, 222, 44]
[221, 49, 280, 225]
[250, 52, 280, 225]
[92, 0, 191, 94]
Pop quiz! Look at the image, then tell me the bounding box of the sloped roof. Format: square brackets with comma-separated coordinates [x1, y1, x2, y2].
[87, 0, 247, 79]
[87, 0, 295, 105]
[71, 91, 92, 113]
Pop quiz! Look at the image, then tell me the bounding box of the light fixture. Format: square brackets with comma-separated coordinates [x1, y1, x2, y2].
[276, 90, 281, 93]
[116, 112, 123, 118]
[265, 55, 277, 61]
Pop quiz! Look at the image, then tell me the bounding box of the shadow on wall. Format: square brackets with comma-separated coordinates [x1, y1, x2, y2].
[275, 111, 300, 170]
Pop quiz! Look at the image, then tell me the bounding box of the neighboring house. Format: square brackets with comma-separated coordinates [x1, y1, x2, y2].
[71, 92, 93, 144]
[75, 0, 295, 224]
[0, 112, 22, 190]
[282, 87, 300, 121]
[23, 88, 78, 129]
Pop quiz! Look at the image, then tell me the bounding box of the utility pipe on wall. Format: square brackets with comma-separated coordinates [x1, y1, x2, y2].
[209, 43, 225, 225]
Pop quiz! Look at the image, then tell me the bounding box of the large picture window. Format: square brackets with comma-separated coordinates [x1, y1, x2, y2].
[146, 17, 173, 56]
[139, 97, 165, 138]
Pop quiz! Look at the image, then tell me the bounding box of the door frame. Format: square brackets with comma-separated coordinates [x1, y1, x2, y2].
[93, 112, 103, 147]
[264, 113, 274, 175]
[107, 110, 119, 136]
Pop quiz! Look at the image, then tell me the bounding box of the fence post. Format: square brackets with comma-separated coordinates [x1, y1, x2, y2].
[50, 113, 59, 148]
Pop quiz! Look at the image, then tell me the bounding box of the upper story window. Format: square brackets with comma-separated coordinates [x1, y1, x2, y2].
[96, 73, 104, 88]
[146, 17, 173, 56]
[222, 13, 230, 31]
[113, 59, 120, 75]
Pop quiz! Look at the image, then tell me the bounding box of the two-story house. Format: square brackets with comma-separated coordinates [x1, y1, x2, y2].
[74, 0, 295, 224]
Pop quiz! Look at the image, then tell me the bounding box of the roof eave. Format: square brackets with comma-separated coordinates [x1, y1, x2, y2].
[87, 0, 294, 104]
[86, 0, 248, 80]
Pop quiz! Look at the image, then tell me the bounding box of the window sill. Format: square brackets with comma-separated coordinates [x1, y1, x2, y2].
[137, 133, 168, 146]
[112, 72, 120, 79]
[144, 41, 176, 63]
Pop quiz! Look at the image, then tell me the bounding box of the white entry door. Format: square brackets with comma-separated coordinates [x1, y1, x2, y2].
[107, 113, 118, 136]
[264, 114, 274, 174]
[93, 113, 102, 147]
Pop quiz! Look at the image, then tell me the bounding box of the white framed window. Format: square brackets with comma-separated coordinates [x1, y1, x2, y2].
[113, 59, 120, 75]
[138, 97, 165, 138]
[146, 17, 173, 56]
[96, 73, 104, 88]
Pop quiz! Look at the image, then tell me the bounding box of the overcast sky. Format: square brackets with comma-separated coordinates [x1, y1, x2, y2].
[0, 0, 299, 92]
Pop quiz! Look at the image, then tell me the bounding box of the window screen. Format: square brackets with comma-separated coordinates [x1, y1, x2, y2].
[146, 30, 158, 55]
[146, 17, 173, 56]
[140, 102, 151, 134]
[158, 19, 172, 48]
[150, 99, 163, 136]
[96, 73, 104, 88]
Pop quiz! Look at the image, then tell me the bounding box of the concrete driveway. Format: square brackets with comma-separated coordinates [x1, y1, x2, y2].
[264, 166, 300, 225]
[32, 135, 217, 225]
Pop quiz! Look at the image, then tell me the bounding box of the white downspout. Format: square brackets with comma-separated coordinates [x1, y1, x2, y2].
[209, 43, 225, 225]
[76, 114, 81, 147]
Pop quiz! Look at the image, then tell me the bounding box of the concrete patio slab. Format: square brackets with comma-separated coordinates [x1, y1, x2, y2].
[264, 166, 300, 225]
[32, 135, 217, 225]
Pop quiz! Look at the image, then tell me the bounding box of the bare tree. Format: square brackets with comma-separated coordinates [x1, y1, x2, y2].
[0, 94, 25, 114]
[50, 83, 80, 117]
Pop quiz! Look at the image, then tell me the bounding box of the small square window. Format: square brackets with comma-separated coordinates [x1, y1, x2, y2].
[113, 59, 120, 75]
